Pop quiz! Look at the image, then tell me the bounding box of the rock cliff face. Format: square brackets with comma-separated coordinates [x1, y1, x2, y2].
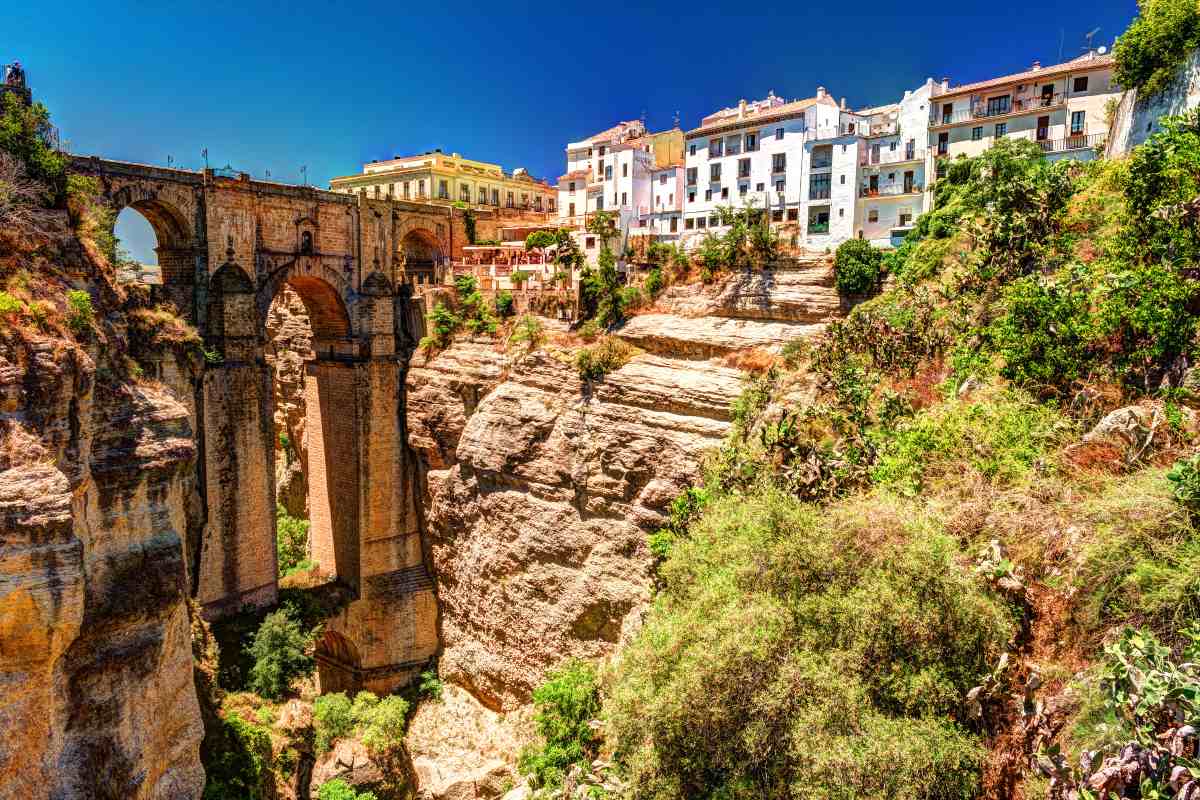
[266, 284, 313, 519]
[0, 335, 204, 797]
[0, 211, 205, 798]
[407, 262, 839, 712]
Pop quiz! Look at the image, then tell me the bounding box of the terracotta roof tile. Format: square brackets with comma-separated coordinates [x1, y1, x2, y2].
[687, 95, 833, 137]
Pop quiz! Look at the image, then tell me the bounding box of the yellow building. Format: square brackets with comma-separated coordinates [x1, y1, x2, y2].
[330, 149, 557, 213]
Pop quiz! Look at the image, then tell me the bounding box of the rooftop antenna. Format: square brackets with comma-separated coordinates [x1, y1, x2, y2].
[1083, 27, 1101, 53]
[1058, 28, 1065, 63]
[300, 165, 308, 186]
[673, 110, 680, 128]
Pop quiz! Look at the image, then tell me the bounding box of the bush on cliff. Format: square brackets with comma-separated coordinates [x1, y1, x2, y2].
[276, 505, 310, 576]
[833, 238, 884, 296]
[519, 659, 602, 790]
[246, 608, 313, 700]
[1113, 0, 1200, 97]
[605, 488, 1013, 799]
[574, 335, 636, 382]
[318, 778, 378, 800]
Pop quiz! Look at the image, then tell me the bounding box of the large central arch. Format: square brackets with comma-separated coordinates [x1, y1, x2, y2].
[399, 228, 441, 286]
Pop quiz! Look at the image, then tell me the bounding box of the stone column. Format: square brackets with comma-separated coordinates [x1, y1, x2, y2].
[196, 267, 278, 617]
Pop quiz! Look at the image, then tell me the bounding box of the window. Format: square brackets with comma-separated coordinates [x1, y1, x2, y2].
[506, 191, 514, 207]
[727, 136, 741, 156]
[685, 218, 695, 230]
[460, 185, 470, 202]
[775, 127, 784, 140]
[889, 141, 897, 151]
[809, 173, 831, 199]
[599, 146, 606, 156]
[621, 192, 627, 206]
[870, 143, 880, 164]
[738, 184, 748, 196]
[994, 122, 1007, 138]
[738, 157, 750, 178]
[772, 153, 786, 172]
[709, 216, 719, 227]
[669, 193, 673, 205]
[937, 132, 948, 155]
[585, 236, 595, 248]
[689, 143, 697, 156]
[745, 132, 757, 151]
[622, 163, 628, 177]
[772, 209, 783, 222]
[492, 189, 499, 205]
[868, 209, 879, 223]
[403, 182, 411, 199]
[479, 187, 487, 203]
[838, 208, 844, 218]
[569, 202, 576, 216]
[659, 173, 667, 184]
[971, 126, 983, 141]
[688, 191, 696, 202]
[941, 102, 953, 124]
[787, 208, 799, 221]
[1071, 110, 1086, 135]
[568, 181, 576, 192]
[438, 180, 449, 199]
[1073, 76, 1089, 92]
[709, 137, 723, 157]
[986, 95, 1011, 116]
[521, 192, 529, 207]
[710, 163, 721, 181]
[596, 196, 603, 210]
[605, 165, 612, 180]
[697, 217, 706, 229]
[756, 182, 764, 191]
[670, 217, 678, 233]
[775, 179, 785, 192]
[905, 139, 915, 159]
[686, 167, 698, 184]
[704, 189, 712, 200]
[899, 211, 912, 226]
[418, 179, 425, 197]
[721, 187, 729, 200]
[840, 174, 845, 184]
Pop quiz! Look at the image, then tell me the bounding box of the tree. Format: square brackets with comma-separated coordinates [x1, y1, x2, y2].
[582, 245, 623, 327]
[1113, 0, 1200, 97]
[0, 94, 66, 203]
[245, 609, 313, 699]
[525, 229, 556, 253]
[585, 210, 618, 248]
[833, 239, 885, 296]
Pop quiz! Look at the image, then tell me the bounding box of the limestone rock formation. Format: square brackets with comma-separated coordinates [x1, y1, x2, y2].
[0, 341, 204, 798]
[266, 284, 314, 518]
[408, 338, 745, 708]
[655, 258, 843, 324]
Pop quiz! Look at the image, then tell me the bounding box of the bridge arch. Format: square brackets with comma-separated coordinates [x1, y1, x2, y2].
[399, 227, 442, 286]
[315, 630, 362, 695]
[109, 186, 195, 287]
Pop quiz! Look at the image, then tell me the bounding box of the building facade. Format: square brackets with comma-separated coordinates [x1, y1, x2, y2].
[330, 150, 556, 214]
[930, 51, 1117, 170]
[855, 81, 934, 245]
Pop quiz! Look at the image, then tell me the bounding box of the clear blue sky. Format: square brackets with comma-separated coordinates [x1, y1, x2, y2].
[9, 0, 1137, 263]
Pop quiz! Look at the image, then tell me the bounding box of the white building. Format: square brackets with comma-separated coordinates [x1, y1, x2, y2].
[855, 80, 934, 245]
[640, 163, 684, 238]
[682, 89, 862, 245]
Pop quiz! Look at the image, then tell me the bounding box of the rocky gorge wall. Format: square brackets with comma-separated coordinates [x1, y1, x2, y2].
[0, 216, 205, 797]
[403, 259, 842, 715]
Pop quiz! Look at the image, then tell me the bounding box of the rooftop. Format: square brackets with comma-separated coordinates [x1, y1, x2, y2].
[933, 51, 1114, 98]
[687, 90, 837, 137]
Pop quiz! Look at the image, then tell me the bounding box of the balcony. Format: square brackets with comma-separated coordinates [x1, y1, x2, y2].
[861, 149, 921, 167]
[859, 183, 922, 198]
[1039, 132, 1105, 153]
[934, 93, 1066, 126]
[864, 122, 899, 137]
[808, 222, 830, 234]
[808, 187, 831, 201]
[810, 159, 833, 170]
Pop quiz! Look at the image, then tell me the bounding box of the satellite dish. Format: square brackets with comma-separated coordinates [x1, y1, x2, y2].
[1097, 45, 1108, 54]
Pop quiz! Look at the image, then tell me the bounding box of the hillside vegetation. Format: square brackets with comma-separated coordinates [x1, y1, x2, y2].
[517, 108, 1200, 800]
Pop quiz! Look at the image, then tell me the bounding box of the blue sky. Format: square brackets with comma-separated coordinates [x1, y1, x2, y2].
[9, 0, 1137, 262]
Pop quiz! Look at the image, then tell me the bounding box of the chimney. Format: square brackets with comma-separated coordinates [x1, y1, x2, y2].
[816, 86, 827, 100]
[840, 97, 847, 110]
[1031, 60, 1041, 70]
[738, 99, 747, 119]
[903, 89, 911, 99]
[940, 77, 950, 92]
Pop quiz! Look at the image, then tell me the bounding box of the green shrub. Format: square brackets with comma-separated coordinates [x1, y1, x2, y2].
[574, 336, 635, 382]
[313, 692, 354, 753]
[510, 269, 532, 286]
[1113, 0, 1200, 97]
[0, 291, 23, 322]
[0, 94, 66, 200]
[202, 712, 273, 800]
[525, 229, 556, 252]
[494, 290, 514, 318]
[1167, 453, 1200, 511]
[276, 506, 310, 577]
[605, 488, 1013, 799]
[418, 669, 444, 700]
[643, 267, 664, 298]
[359, 695, 410, 757]
[580, 246, 623, 326]
[833, 238, 884, 296]
[245, 608, 313, 700]
[518, 659, 601, 790]
[991, 271, 1094, 393]
[65, 290, 94, 336]
[317, 778, 377, 800]
[619, 285, 644, 313]
[870, 388, 1066, 495]
[507, 313, 545, 355]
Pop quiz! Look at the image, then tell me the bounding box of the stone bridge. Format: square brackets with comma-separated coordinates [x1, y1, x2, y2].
[70, 156, 450, 694]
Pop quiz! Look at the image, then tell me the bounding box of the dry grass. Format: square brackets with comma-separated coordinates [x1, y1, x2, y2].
[721, 347, 780, 373]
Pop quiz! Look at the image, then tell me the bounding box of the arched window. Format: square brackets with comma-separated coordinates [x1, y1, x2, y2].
[300, 230, 314, 255]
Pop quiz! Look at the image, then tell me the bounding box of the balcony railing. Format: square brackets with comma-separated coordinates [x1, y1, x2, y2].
[862, 149, 922, 167]
[936, 93, 1066, 126]
[859, 184, 922, 197]
[808, 187, 831, 200]
[810, 159, 833, 170]
[808, 222, 830, 234]
[1039, 132, 1105, 153]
